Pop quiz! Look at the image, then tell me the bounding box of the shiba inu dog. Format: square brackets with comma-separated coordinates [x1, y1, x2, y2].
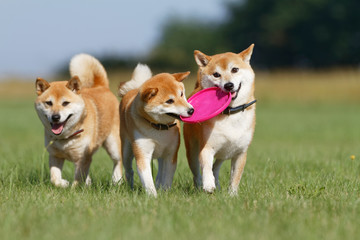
[35, 54, 122, 187]
[183, 44, 256, 195]
[118, 64, 194, 196]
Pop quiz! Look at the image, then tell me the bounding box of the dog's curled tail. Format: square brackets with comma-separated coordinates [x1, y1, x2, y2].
[118, 63, 152, 97]
[69, 54, 109, 88]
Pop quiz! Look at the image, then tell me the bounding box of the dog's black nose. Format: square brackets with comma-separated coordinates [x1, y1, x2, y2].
[52, 114, 61, 122]
[187, 108, 194, 116]
[224, 82, 234, 91]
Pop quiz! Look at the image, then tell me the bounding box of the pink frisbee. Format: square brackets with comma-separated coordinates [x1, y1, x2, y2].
[181, 87, 232, 123]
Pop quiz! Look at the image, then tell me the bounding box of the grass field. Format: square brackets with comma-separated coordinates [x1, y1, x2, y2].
[0, 70, 359, 240]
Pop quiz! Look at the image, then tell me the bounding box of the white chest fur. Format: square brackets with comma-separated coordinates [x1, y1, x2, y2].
[134, 128, 179, 159]
[205, 108, 255, 160]
[46, 135, 91, 161]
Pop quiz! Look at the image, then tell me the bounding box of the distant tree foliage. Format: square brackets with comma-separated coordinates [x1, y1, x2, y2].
[59, 0, 359, 73]
[147, 19, 227, 71]
[148, 0, 360, 69]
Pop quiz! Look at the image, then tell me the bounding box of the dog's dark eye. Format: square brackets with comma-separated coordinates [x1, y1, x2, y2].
[180, 92, 183, 97]
[166, 99, 174, 104]
[213, 72, 221, 78]
[62, 101, 70, 107]
[231, 67, 239, 73]
[45, 101, 52, 106]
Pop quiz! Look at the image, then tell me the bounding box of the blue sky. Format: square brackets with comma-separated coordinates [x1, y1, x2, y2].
[0, 0, 228, 78]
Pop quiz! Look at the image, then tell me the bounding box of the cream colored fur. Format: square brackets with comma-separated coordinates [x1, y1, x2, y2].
[118, 63, 152, 97]
[70, 54, 109, 88]
[35, 54, 122, 187]
[119, 64, 193, 196]
[184, 44, 256, 195]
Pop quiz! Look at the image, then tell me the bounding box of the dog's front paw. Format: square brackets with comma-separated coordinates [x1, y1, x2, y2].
[112, 175, 123, 186]
[145, 188, 158, 197]
[85, 176, 92, 186]
[112, 178, 123, 186]
[203, 186, 216, 193]
[71, 180, 80, 188]
[202, 174, 216, 193]
[203, 181, 216, 193]
[53, 179, 70, 188]
[228, 188, 238, 197]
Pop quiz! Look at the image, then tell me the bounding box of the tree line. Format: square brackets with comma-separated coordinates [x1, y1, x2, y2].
[60, 0, 360, 74]
[147, 0, 360, 71]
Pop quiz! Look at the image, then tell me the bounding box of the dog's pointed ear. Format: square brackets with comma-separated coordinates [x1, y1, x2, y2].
[194, 50, 211, 67]
[66, 76, 81, 94]
[172, 71, 190, 82]
[35, 78, 50, 96]
[239, 44, 254, 64]
[141, 88, 158, 102]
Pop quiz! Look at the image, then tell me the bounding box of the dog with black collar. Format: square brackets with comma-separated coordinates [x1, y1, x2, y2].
[184, 44, 256, 195]
[118, 64, 193, 196]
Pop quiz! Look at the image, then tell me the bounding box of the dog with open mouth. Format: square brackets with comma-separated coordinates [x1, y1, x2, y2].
[118, 64, 194, 196]
[183, 44, 256, 195]
[35, 54, 122, 187]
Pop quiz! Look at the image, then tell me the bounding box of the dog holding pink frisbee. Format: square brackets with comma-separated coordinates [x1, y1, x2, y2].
[183, 44, 256, 195]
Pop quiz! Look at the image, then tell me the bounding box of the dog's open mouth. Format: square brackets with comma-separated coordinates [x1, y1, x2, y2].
[230, 83, 242, 100]
[166, 113, 181, 120]
[51, 122, 65, 135]
[50, 114, 72, 135]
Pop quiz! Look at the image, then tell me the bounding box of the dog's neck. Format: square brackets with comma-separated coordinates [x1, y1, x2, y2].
[134, 98, 177, 130]
[66, 129, 84, 138]
[143, 118, 177, 130]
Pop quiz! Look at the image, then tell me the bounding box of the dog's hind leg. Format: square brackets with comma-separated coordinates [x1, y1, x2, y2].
[185, 139, 202, 188]
[213, 158, 225, 190]
[73, 156, 92, 187]
[49, 155, 69, 187]
[158, 154, 177, 190]
[229, 152, 247, 196]
[155, 158, 163, 188]
[121, 138, 134, 188]
[103, 133, 123, 185]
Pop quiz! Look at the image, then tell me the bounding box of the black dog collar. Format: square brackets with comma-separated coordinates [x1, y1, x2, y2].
[145, 119, 177, 130]
[222, 99, 257, 115]
[150, 122, 177, 130]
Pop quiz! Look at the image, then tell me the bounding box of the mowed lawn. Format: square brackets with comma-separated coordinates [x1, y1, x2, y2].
[0, 70, 359, 240]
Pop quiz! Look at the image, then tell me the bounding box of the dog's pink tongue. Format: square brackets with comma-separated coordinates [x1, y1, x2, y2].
[51, 123, 64, 135]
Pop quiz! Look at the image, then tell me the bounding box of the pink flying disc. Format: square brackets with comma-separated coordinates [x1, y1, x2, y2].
[181, 87, 232, 123]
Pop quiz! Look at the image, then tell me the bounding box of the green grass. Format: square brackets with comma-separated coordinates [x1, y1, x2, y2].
[1, 71, 360, 240]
